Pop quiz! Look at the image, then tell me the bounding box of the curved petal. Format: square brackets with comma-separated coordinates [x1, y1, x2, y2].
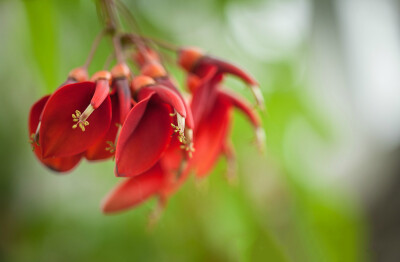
[190, 94, 232, 177]
[91, 79, 110, 109]
[156, 77, 195, 130]
[115, 96, 173, 177]
[138, 85, 186, 118]
[189, 66, 220, 126]
[195, 57, 264, 108]
[39, 82, 112, 158]
[101, 163, 164, 214]
[199, 56, 258, 86]
[219, 89, 265, 151]
[85, 92, 120, 161]
[29, 96, 82, 172]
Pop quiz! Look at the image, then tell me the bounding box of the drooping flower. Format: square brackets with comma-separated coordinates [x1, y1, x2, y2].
[37, 71, 112, 159]
[28, 67, 90, 172]
[190, 88, 264, 178]
[101, 57, 194, 214]
[177, 47, 264, 109]
[178, 47, 265, 178]
[114, 75, 187, 177]
[136, 52, 195, 156]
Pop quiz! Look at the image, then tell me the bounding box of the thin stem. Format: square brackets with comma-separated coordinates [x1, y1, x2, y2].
[135, 34, 178, 52]
[122, 33, 178, 52]
[115, 0, 174, 62]
[83, 29, 106, 69]
[113, 35, 125, 64]
[116, 1, 151, 62]
[115, 0, 141, 33]
[99, 0, 117, 31]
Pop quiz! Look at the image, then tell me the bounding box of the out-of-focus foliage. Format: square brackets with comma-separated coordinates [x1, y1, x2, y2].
[0, 0, 366, 261]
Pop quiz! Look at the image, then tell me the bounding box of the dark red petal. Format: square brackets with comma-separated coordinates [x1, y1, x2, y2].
[39, 82, 112, 158]
[115, 96, 173, 177]
[199, 56, 258, 86]
[190, 67, 220, 126]
[85, 92, 120, 161]
[101, 163, 164, 214]
[190, 94, 232, 177]
[138, 85, 186, 118]
[29, 96, 82, 172]
[115, 78, 132, 124]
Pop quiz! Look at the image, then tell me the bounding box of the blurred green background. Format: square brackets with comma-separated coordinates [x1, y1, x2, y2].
[6, 0, 400, 261]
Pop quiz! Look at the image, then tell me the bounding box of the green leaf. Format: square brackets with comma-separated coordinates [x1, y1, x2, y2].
[23, 0, 59, 93]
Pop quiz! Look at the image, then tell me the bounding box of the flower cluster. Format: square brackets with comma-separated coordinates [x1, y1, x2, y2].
[28, 1, 264, 220]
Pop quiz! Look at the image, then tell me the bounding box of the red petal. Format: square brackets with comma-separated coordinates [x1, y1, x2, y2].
[190, 66, 220, 127]
[85, 92, 120, 161]
[155, 77, 195, 129]
[190, 94, 232, 177]
[199, 56, 258, 86]
[101, 163, 164, 214]
[115, 95, 173, 177]
[91, 79, 110, 109]
[115, 78, 132, 124]
[138, 85, 186, 118]
[39, 82, 112, 158]
[29, 96, 82, 172]
[196, 57, 264, 108]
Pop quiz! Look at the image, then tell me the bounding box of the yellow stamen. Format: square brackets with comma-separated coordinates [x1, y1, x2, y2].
[105, 141, 116, 154]
[179, 128, 195, 157]
[29, 134, 37, 151]
[72, 105, 95, 132]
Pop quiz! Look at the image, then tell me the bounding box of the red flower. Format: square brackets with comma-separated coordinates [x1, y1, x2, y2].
[178, 47, 264, 109]
[138, 57, 195, 155]
[101, 59, 194, 214]
[114, 76, 187, 177]
[190, 88, 264, 178]
[178, 48, 265, 178]
[32, 71, 112, 160]
[28, 67, 90, 172]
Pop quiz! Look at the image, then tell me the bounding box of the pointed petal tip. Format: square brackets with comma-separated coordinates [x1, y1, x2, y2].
[100, 196, 118, 215]
[250, 85, 265, 111]
[100, 198, 110, 214]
